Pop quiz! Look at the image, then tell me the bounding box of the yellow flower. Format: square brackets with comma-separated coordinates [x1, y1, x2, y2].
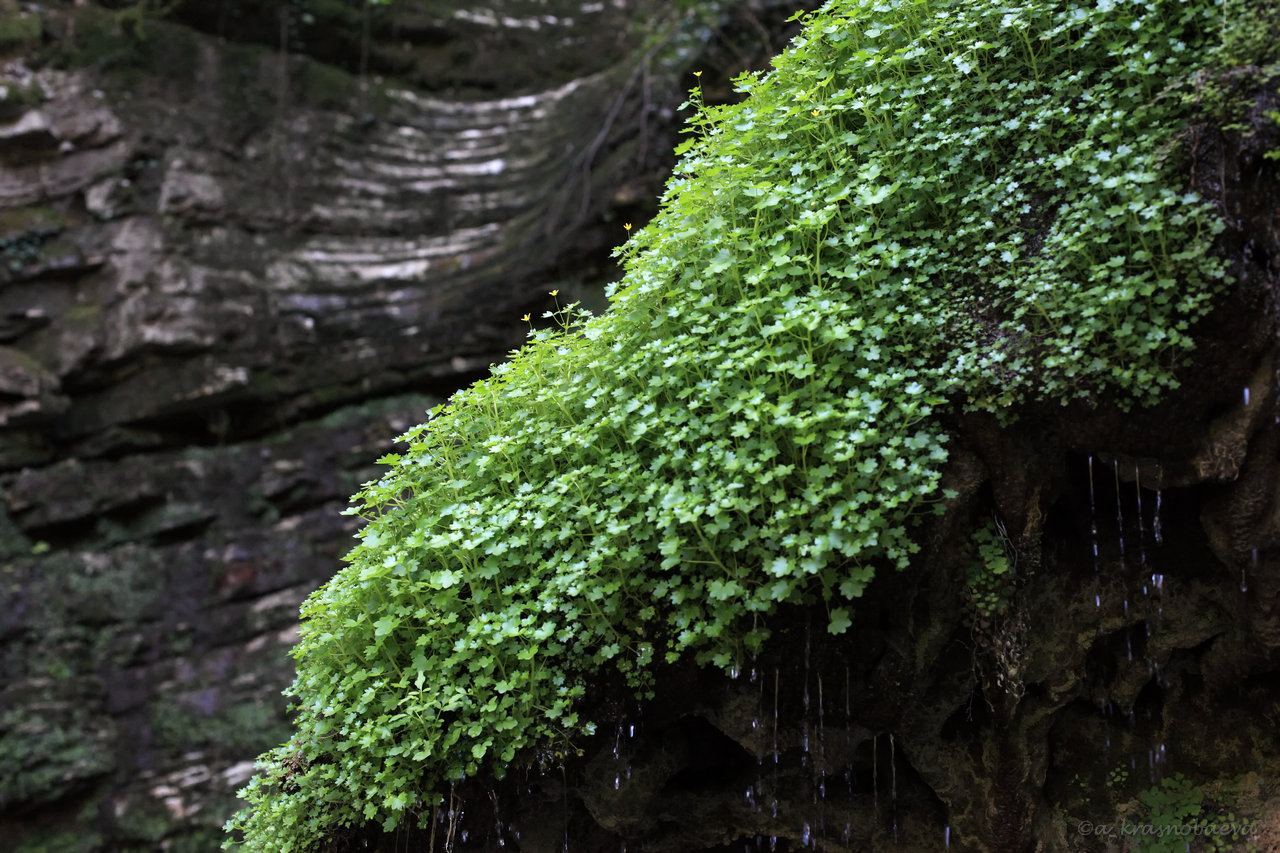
[549, 289, 559, 297]
[624, 223, 632, 232]
[812, 109, 821, 116]
[694, 70, 702, 78]
[521, 314, 531, 322]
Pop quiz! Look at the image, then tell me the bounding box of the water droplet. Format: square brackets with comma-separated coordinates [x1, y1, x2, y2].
[945, 826, 951, 847]
[802, 617, 812, 770]
[1244, 387, 1251, 406]
[772, 668, 780, 821]
[1113, 460, 1126, 564]
[1153, 488, 1163, 545]
[1088, 456, 1100, 572]
[1134, 463, 1148, 571]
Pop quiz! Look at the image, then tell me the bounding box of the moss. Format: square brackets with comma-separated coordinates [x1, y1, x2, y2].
[151, 698, 291, 756]
[114, 798, 173, 844]
[12, 829, 103, 853]
[45, 5, 144, 71]
[1, 209, 66, 273]
[300, 60, 357, 109]
[0, 1, 41, 53]
[0, 505, 31, 561]
[0, 207, 68, 238]
[0, 701, 115, 807]
[0, 77, 44, 123]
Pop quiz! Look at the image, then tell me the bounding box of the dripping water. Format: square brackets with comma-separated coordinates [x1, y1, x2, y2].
[1153, 484, 1163, 546]
[1089, 456, 1101, 606]
[752, 664, 763, 816]
[890, 733, 898, 843]
[872, 733, 879, 818]
[490, 790, 505, 848]
[802, 618, 812, 772]
[1113, 459, 1126, 566]
[844, 668, 853, 845]
[772, 668, 780, 847]
[613, 716, 624, 791]
[1149, 741, 1167, 783]
[1134, 463, 1147, 573]
[817, 673, 826, 847]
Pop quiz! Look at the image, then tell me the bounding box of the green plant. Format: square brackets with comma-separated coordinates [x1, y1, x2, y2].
[1108, 765, 1131, 788]
[1137, 773, 1260, 852]
[966, 519, 1015, 621]
[227, 0, 1245, 847]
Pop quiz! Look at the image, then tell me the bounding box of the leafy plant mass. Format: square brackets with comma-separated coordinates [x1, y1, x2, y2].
[1136, 774, 1261, 852]
[227, 0, 1240, 846]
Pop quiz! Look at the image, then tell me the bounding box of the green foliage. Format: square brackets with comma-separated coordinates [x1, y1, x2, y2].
[228, 0, 1239, 847]
[1137, 773, 1260, 852]
[0, 1, 42, 53]
[966, 519, 1015, 621]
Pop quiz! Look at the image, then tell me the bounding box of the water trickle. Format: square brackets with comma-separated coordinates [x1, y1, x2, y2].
[490, 790, 506, 848]
[1245, 386, 1251, 406]
[817, 674, 826, 788]
[890, 733, 898, 842]
[1113, 460, 1126, 565]
[844, 668, 853, 845]
[1134, 464, 1148, 571]
[754, 665, 764, 816]
[945, 825, 951, 847]
[802, 618, 812, 771]
[772, 668, 780, 824]
[613, 719, 624, 791]
[1089, 455, 1100, 567]
[816, 673, 826, 846]
[1153, 486, 1163, 546]
[872, 733, 879, 816]
[1088, 456, 1102, 607]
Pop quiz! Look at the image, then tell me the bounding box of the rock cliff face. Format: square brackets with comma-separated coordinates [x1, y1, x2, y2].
[0, 1, 813, 848]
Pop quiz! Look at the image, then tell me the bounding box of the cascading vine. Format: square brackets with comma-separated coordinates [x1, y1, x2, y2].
[225, 0, 1243, 847]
